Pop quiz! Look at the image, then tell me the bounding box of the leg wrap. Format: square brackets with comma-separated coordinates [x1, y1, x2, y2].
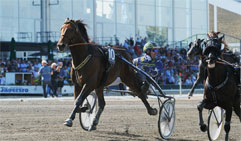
[224, 121, 231, 133]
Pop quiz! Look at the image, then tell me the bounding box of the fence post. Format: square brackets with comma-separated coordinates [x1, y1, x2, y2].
[178, 73, 182, 96]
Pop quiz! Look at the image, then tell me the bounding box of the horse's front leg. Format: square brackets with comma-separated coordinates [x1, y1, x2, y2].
[88, 88, 106, 131]
[224, 107, 232, 141]
[64, 84, 93, 127]
[197, 100, 207, 132]
[188, 77, 202, 98]
[189, 65, 205, 98]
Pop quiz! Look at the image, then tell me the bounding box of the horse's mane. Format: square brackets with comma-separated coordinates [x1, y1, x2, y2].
[64, 19, 90, 43]
[76, 20, 90, 43]
[64, 19, 132, 60]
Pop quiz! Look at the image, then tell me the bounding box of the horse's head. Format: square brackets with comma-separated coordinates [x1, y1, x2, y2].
[204, 32, 225, 69]
[203, 32, 224, 58]
[57, 18, 89, 52]
[187, 39, 204, 60]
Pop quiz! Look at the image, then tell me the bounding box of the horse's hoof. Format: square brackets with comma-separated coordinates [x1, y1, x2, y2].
[88, 125, 97, 131]
[188, 92, 193, 98]
[149, 108, 158, 115]
[64, 119, 73, 127]
[200, 124, 207, 132]
[225, 134, 229, 141]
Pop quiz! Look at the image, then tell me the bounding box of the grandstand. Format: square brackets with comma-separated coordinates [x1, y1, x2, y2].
[0, 0, 240, 95]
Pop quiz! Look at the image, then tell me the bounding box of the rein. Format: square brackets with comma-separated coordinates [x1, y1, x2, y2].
[68, 43, 127, 51]
[69, 42, 126, 71]
[217, 57, 240, 68]
[68, 43, 95, 47]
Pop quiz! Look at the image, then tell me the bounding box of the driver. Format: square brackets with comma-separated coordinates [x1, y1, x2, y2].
[133, 42, 162, 95]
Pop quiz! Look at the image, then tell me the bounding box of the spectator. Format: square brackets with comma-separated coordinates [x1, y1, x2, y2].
[184, 76, 193, 85]
[51, 63, 59, 97]
[57, 62, 65, 96]
[0, 63, 5, 74]
[32, 67, 40, 85]
[38, 60, 53, 98]
[123, 39, 129, 49]
[0, 73, 6, 85]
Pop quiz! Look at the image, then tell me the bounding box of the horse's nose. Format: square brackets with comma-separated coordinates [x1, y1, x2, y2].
[208, 53, 216, 64]
[57, 43, 65, 51]
[57, 43, 63, 47]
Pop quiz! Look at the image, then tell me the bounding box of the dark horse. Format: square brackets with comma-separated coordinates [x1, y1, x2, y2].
[57, 19, 157, 130]
[197, 34, 241, 141]
[187, 39, 205, 98]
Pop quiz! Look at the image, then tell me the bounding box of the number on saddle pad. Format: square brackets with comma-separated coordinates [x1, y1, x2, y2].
[107, 48, 115, 66]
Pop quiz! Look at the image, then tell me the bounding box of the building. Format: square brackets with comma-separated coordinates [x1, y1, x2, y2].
[0, 0, 208, 46]
[209, 0, 241, 52]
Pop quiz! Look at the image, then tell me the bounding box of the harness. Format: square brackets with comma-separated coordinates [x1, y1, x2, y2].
[206, 65, 229, 104]
[69, 43, 116, 87]
[72, 55, 92, 71]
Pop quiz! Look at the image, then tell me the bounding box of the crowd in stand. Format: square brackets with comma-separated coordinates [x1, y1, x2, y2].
[0, 58, 72, 86]
[122, 37, 199, 85]
[0, 37, 199, 86]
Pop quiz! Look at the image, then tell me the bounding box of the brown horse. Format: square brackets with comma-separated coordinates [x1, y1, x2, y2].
[57, 19, 157, 130]
[197, 34, 241, 141]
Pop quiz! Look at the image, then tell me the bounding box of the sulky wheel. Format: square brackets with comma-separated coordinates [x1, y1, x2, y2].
[158, 99, 176, 139]
[79, 92, 98, 131]
[207, 106, 225, 141]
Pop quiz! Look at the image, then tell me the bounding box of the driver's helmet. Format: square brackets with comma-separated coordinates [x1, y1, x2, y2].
[143, 42, 159, 53]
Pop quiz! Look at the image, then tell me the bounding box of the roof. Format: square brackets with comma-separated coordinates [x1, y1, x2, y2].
[0, 41, 57, 52]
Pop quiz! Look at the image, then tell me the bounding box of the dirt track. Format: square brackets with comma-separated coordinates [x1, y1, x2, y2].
[0, 95, 240, 141]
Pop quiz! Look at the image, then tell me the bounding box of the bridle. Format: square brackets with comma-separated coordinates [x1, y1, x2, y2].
[68, 42, 96, 48]
[61, 21, 86, 46]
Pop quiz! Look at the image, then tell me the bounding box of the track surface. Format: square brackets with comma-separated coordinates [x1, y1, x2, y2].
[0, 95, 240, 141]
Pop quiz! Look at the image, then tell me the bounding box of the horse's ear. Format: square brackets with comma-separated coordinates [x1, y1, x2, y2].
[207, 33, 210, 39]
[218, 34, 224, 41]
[65, 18, 69, 22]
[189, 42, 193, 48]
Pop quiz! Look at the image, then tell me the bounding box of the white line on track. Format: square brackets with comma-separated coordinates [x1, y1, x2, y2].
[0, 94, 204, 101]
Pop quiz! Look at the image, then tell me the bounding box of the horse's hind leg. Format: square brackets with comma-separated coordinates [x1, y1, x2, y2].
[89, 87, 106, 131]
[233, 93, 241, 122]
[140, 94, 157, 115]
[224, 107, 233, 141]
[197, 100, 207, 132]
[121, 74, 157, 115]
